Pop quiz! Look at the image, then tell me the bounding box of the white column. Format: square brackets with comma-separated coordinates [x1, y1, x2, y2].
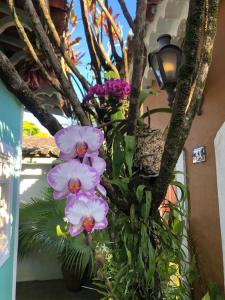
[214, 122, 225, 288]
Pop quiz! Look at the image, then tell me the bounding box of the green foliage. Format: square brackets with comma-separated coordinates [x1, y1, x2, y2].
[202, 282, 225, 300]
[18, 188, 93, 277]
[104, 71, 120, 80]
[95, 141, 195, 300]
[23, 121, 49, 137]
[124, 135, 136, 176]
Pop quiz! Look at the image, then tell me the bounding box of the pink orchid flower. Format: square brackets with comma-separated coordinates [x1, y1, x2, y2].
[54, 125, 104, 160]
[47, 160, 100, 200]
[83, 155, 106, 175]
[65, 192, 109, 236]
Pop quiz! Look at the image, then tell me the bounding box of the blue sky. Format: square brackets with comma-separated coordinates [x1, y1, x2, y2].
[24, 0, 136, 130]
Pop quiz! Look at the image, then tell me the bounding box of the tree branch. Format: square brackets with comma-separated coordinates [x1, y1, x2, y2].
[91, 27, 120, 76]
[126, 0, 147, 135]
[105, 0, 122, 67]
[80, 0, 102, 83]
[117, 0, 135, 32]
[151, 0, 219, 214]
[0, 50, 62, 135]
[24, 0, 90, 126]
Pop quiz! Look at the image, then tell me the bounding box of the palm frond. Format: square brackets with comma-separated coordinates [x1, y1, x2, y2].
[18, 188, 93, 277]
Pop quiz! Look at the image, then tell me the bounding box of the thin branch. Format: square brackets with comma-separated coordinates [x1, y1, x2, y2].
[96, 0, 129, 80]
[101, 175, 129, 214]
[7, 0, 62, 94]
[97, 118, 125, 128]
[117, 0, 135, 32]
[105, 0, 122, 66]
[88, 6, 120, 74]
[0, 50, 62, 135]
[151, 0, 219, 215]
[37, 0, 89, 92]
[126, 0, 147, 135]
[24, 0, 90, 126]
[91, 27, 120, 76]
[80, 0, 102, 83]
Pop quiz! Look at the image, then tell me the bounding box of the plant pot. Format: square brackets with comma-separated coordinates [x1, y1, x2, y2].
[61, 264, 83, 291]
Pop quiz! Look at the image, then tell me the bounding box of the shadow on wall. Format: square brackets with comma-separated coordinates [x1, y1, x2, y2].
[17, 161, 62, 282]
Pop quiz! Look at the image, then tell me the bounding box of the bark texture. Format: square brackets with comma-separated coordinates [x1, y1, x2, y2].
[127, 0, 147, 135]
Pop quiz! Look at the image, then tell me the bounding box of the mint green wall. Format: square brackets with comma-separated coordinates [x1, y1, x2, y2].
[0, 80, 22, 300]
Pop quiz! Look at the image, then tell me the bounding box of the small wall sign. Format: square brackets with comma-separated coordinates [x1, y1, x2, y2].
[192, 146, 206, 164]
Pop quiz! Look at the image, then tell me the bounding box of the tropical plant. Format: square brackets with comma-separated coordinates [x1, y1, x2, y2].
[0, 0, 220, 298]
[18, 188, 102, 289]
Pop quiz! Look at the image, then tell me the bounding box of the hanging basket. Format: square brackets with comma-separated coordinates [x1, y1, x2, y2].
[134, 125, 165, 177]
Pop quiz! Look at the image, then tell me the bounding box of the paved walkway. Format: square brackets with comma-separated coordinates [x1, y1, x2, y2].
[16, 279, 100, 300]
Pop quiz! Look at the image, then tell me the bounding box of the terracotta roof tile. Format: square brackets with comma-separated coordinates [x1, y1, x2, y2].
[22, 136, 59, 158]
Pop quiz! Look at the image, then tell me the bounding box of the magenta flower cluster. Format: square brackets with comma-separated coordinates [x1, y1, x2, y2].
[83, 79, 131, 103]
[47, 125, 108, 237]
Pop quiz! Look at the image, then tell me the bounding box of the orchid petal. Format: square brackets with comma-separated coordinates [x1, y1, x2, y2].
[53, 189, 68, 200]
[91, 157, 106, 175]
[94, 218, 108, 230]
[55, 125, 80, 154]
[81, 126, 104, 152]
[96, 184, 107, 196]
[68, 224, 83, 237]
[88, 197, 109, 223]
[66, 200, 88, 225]
[47, 160, 100, 195]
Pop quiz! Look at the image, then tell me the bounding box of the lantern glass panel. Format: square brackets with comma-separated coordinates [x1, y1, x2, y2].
[160, 51, 177, 83]
[151, 54, 163, 86]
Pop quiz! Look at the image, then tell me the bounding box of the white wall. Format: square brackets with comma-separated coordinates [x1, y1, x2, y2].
[17, 157, 62, 282]
[214, 122, 225, 288]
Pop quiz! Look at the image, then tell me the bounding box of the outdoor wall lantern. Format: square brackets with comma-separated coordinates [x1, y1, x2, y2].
[148, 34, 182, 107]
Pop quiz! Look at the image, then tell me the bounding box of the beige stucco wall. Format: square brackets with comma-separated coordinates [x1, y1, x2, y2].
[144, 1, 225, 297]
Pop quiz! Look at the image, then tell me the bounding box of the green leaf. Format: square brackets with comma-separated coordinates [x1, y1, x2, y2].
[172, 219, 184, 236]
[202, 292, 211, 300]
[141, 191, 152, 221]
[140, 107, 171, 119]
[136, 185, 146, 203]
[104, 71, 120, 80]
[124, 135, 136, 176]
[112, 131, 125, 178]
[130, 204, 136, 230]
[146, 240, 155, 282]
[110, 177, 129, 197]
[56, 225, 66, 237]
[149, 88, 158, 96]
[171, 180, 188, 202]
[124, 233, 132, 266]
[111, 109, 125, 122]
[138, 89, 149, 108]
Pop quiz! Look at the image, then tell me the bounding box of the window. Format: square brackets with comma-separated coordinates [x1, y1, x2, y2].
[0, 145, 13, 267]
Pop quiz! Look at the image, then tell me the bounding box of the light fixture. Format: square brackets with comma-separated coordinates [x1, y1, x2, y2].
[148, 34, 182, 107]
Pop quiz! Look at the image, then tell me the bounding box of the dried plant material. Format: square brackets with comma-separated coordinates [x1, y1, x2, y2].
[135, 125, 164, 176]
